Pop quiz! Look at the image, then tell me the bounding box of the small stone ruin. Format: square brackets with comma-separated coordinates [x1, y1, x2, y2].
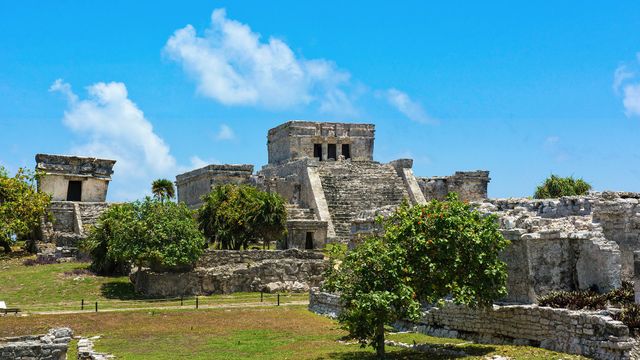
[35, 154, 116, 260]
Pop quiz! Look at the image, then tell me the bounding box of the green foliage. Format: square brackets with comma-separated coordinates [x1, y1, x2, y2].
[537, 290, 607, 310]
[83, 198, 205, 274]
[616, 304, 640, 333]
[537, 281, 634, 310]
[151, 178, 176, 202]
[533, 174, 592, 199]
[324, 237, 421, 358]
[606, 280, 634, 306]
[197, 184, 287, 250]
[325, 193, 509, 357]
[0, 166, 51, 253]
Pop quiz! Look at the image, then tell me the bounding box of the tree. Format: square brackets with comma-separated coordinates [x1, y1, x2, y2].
[197, 184, 287, 250]
[83, 198, 205, 275]
[325, 194, 509, 358]
[151, 178, 175, 202]
[534, 174, 592, 199]
[0, 166, 51, 253]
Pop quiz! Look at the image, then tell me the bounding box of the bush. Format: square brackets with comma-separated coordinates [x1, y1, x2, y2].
[607, 281, 634, 306]
[0, 167, 51, 253]
[538, 290, 607, 310]
[325, 194, 509, 358]
[198, 184, 287, 250]
[615, 304, 640, 333]
[533, 175, 592, 199]
[83, 198, 205, 275]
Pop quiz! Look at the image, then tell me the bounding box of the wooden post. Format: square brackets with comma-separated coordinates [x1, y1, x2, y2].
[81, 299, 84, 311]
[277, 293, 280, 306]
[196, 296, 199, 309]
[260, 291, 263, 302]
[95, 302, 98, 313]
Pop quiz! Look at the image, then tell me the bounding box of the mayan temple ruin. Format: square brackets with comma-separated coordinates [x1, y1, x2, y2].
[27, 120, 640, 359]
[176, 120, 490, 249]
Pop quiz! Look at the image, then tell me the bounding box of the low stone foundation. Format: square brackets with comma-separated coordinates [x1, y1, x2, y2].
[132, 249, 327, 297]
[0, 328, 72, 360]
[309, 289, 640, 360]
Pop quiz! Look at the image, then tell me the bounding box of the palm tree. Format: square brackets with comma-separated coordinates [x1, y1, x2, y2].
[151, 179, 175, 202]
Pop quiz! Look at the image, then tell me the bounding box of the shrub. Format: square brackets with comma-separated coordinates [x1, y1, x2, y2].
[538, 290, 607, 310]
[606, 281, 634, 306]
[0, 167, 51, 253]
[616, 304, 640, 333]
[325, 194, 509, 358]
[198, 184, 287, 250]
[83, 198, 205, 275]
[533, 174, 592, 199]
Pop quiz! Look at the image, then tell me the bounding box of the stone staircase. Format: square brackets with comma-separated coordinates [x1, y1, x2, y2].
[285, 204, 317, 221]
[317, 161, 409, 241]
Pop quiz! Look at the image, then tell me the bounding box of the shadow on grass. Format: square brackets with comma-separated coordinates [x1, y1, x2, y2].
[100, 282, 139, 300]
[322, 343, 495, 360]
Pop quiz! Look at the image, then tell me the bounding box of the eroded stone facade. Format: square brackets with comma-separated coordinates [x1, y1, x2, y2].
[309, 289, 639, 360]
[131, 249, 326, 296]
[36, 154, 115, 202]
[176, 164, 254, 209]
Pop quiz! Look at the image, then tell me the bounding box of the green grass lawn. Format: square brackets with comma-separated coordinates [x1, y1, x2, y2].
[0, 253, 589, 359]
[0, 306, 588, 360]
[0, 254, 306, 312]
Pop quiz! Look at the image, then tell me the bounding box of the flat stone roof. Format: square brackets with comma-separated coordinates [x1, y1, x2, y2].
[35, 153, 115, 179]
[176, 164, 254, 183]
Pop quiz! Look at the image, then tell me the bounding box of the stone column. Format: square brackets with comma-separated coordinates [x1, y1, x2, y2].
[634, 251, 640, 304]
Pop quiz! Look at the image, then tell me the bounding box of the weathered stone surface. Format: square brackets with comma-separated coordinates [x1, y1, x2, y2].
[267, 121, 375, 165]
[309, 289, 640, 360]
[77, 336, 114, 360]
[0, 328, 72, 360]
[176, 164, 254, 209]
[418, 170, 490, 202]
[132, 249, 326, 296]
[36, 154, 115, 202]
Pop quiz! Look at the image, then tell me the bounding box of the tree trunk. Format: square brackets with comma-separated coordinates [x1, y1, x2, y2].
[375, 321, 385, 359]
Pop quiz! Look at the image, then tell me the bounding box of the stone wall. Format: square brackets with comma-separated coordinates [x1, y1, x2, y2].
[418, 170, 490, 202]
[267, 121, 375, 165]
[592, 192, 640, 279]
[479, 197, 622, 303]
[36, 154, 115, 202]
[132, 249, 327, 297]
[176, 164, 254, 209]
[308, 289, 639, 360]
[0, 328, 72, 360]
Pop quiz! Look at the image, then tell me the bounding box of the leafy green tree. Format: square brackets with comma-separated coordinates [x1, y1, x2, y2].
[83, 198, 205, 274]
[197, 184, 287, 250]
[325, 194, 509, 358]
[534, 174, 592, 199]
[0, 166, 51, 253]
[151, 178, 175, 202]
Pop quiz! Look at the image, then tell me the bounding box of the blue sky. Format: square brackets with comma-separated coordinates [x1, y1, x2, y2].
[2, 1, 640, 200]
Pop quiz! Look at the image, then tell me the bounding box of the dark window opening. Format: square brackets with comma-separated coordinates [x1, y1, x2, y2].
[341, 144, 351, 159]
[327, 144, 337, 160]
[313, 143, 322, 160]
[66, 181, 82, 201]
[305, 232, 314, 250]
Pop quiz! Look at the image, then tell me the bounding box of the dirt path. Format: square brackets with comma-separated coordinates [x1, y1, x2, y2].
[19, 300, 309, 316]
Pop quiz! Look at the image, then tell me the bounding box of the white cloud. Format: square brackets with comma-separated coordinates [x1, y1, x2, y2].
[613, 55, 640, 118]
[384, 88, 436, 124]
[164, 8, 355, 115]
[50, 79, 177, 177]
[613, 65, 634, 94]
[50, 79, 208, 201]
[215, 124, 235, 141]
[622, 84, 640, 117]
